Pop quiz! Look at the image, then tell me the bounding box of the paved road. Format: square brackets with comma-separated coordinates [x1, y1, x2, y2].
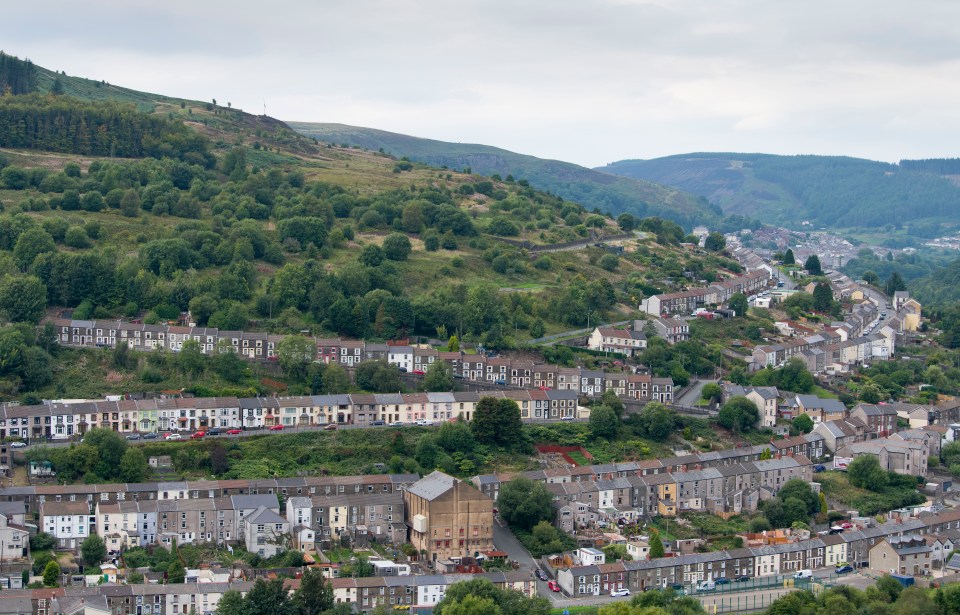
[674, 379, 713, 408]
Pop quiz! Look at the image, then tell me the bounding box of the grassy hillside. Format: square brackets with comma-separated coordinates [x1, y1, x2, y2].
[598, 153, 960, 235]
[287, 122, 721, 228]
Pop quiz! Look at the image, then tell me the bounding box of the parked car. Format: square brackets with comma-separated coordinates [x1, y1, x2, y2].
[370, 420, 386, 426]
[416, 419, 433, 426]
[547, 581, 560, 592]
[840, 522, 854, 529]
[126, 433, 141, 441]
[734, 576, 750, 583]
[9, 441, 27, 449]
[191, 431, 205, 439]
[835, 564, 854, 575]
[388, 421, 404, 428]
[323, 423, 338, 431]
[412, 369, 425, 375]
[697, 580, 716, 592]
[715, 578, 730, 585]
[207, 429, 222, 436]
[165, 433, 182, 441]
[669, 584, 685, 595]
[398, 367, 408, 373]
[226, 429, 242, 435]
[268, 424, 284, 431]
[794, 570, 813, 580]
[610, 588, 631, 597]
[535, 569, 548, 581]
[813, 464, 826, 472]
[142, 432, 159, 440]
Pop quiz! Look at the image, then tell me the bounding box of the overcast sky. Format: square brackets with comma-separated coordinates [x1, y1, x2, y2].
[7, 0, 960, 168]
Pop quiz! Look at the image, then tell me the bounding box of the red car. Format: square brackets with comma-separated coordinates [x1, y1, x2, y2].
[226, 429, 242, 435]
[412, 370, 425, 375]
[548, 581, 560, 592]
[323, 423, 338, 431]
[190, 431, 205, 439]
[269, 424, 284, 431]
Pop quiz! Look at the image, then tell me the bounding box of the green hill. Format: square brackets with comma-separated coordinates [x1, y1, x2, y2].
[597, 153, 960, 235]
[287, 122, 721, 228]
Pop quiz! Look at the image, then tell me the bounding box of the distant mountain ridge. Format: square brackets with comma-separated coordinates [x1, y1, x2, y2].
[596, 153, 960, 234]
[288, 122, 721, 228]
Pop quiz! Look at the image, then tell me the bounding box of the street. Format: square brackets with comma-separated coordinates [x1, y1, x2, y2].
[674, 379, 712, 408]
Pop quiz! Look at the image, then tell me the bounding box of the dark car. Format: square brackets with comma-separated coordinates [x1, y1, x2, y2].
[835, 565, 854, 575]
[398, 367, 408, 373]
[813, 464, 826, 473]
[734, 576, 750, 583]
[715, 578, 730, 585]
[207, 429, 222, 436]
[535, 569, 548, 581]
[370, 420, 385, 426]
[125, 433, 141, 440]
[142, 432, 159, 440]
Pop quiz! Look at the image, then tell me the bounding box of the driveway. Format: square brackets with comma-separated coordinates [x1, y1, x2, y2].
[675, 379, 713, 408]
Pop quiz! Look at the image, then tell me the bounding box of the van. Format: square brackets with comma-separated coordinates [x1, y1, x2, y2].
[794, 570, 813, 580]
[697, 580, 716, 592]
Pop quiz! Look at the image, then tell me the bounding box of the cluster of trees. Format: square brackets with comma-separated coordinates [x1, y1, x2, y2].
[763, 576, 960, 615]
[841, 455, 924, 515]
[751, 154, 960, 230]
[28, 428, 148, 483]
[0, 95, 213, 162]
[0, 52, 37, 95]
[717, 396, 760, 432]
[759, 479, 824, 529]
[497, 476, 574, 556]
[434, 578, 550, 615]
[216, 570, 342, 615]
[598, 588, 706, 615]
[748, 358, 816, 394]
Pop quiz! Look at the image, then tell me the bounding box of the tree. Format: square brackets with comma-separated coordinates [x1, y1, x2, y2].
[119, 447, 147, 483]
[471, 397, 524, 450]
[81, 534, 106, 566]
[434, 578, 550, 615]
[819, 492, 828, 515]
[648, 528, 665, 558]
[82, 428, 127, 481]
[792, 414, 814, 434]
[13, 227, 56, 271]
[322, 363, 350, 394]
[804, 254, 823, 275]
[358, 244, 383, 267]
[382, 233, 412, 261]
[704, 232, 726, 252]
[447, 335, 459, 351]
[885, 271, 906, 296]
[440, 594, 501, 615]
[166, 559, 186, 584]
[590, 405, 620, 439]
[355, 360, 403, 393]
[30, 532, 55, 552]
[216, 590, 246, 615]
[632, 402, 677, 440]
[847, 455, 888, 491]
[277, 336, 315, 383]
[0, 275, 47, 323]
[177, 339, 205, 376]
[497, 477, 554, 531]
[812, 282, 833, 313]
[701, 383, 723, 402]
[728, 292, 749, 318]
[783, 249, 795, 265]
[718, 396, 759, 432]
[43, 560, 60, 587]
[292, 567, 334, 615]
[423, 359, 454, 392]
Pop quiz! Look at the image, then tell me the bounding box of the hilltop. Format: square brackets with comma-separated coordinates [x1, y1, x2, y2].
[597, 153, 960, 236]
[287, 122, 721, 228]
[0, 53, 753, 401]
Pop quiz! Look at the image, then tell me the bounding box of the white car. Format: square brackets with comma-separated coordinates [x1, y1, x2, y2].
[9, 441, 27, 449]
[415, 419, 433, 426]
[793, 569, 813, 580]
[697, 580, 716, 591]
[165, 433, 182, 441]
[610, 588, 631, 597]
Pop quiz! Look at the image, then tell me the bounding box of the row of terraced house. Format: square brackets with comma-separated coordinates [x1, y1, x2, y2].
[473, 434, 825, 526]
[48, 318, 674, 402]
